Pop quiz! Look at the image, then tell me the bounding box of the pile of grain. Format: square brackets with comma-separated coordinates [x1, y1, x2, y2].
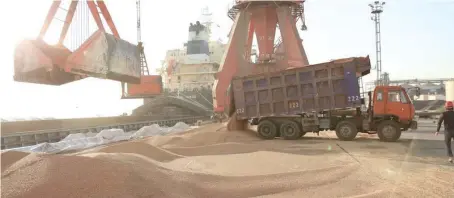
[2, 123, 454, 198]
[226, 113, 248, 131]
[0, 150, 370, 198]
[1, 151, 215, 198]
[145, 123, 258, 148]
[163, 150, 355, 176]
[94, 141, 184, 162]
[1, 150, 31, 172]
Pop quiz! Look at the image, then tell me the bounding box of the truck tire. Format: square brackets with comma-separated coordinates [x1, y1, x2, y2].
[280, 120, 302, 140]
[335, 121, 358, 141]
[377, 120, 401, 142]
[257, 120, 278, 140]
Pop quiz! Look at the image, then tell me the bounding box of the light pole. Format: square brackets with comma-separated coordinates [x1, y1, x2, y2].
[369, 1, 385, 85]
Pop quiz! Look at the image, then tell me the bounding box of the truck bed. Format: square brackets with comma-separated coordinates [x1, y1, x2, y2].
[231, 56, 371, 120]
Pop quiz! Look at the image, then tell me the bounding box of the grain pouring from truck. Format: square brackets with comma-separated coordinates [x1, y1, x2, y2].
[227, 56, 417, 142]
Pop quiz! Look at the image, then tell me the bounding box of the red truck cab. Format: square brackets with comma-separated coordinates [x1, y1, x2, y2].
[371, 86, 417, 130]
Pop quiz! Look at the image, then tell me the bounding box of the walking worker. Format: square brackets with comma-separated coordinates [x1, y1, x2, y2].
[436, 101, 454, 163]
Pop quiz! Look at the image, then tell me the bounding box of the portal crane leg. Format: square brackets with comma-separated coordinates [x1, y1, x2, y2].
[212, 9, 251, 113]
[213, 1, 309, 114]
[251, 6, 277, 62]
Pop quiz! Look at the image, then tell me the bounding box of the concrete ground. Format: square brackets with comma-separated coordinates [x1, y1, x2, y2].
[300, 119, 453, 166]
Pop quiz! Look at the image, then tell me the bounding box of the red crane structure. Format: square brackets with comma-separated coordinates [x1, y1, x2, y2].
[121, 0, 163, 99]
[212, 0, 310, 116]
[14, 0, 162, 99]
[14, 0, 141, 86]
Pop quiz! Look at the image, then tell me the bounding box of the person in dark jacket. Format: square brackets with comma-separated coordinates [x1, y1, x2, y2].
[436, 101, 454, 163]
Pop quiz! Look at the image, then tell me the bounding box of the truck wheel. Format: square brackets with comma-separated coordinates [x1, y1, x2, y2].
[280, 120, 302, 140]
[257, 120, 278, 140]
[335, 121, 358, 141]
[377, 120, 401, 142]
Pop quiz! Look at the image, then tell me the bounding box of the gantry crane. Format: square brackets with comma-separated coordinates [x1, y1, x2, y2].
[212, 0, 310, 117]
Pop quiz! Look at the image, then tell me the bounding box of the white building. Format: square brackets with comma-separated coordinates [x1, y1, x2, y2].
[446, 80, 454, 102]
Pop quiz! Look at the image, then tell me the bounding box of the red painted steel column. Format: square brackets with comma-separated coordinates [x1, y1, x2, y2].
[58, 1, 79, 45]
[251, 6, 277, 62]
[38, 1, 62, 40]
[87, 1, 106, 32]
[96, 0, 120, 38]
[213, 10, 251, 113]
[244, 20, 255, 62]
[276, 6, 309, 68]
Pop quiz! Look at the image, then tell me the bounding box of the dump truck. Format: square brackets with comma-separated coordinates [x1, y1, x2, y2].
[227, 56, 418, 142]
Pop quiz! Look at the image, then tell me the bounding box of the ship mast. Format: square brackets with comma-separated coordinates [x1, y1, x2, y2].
[200, 7, 213, 39]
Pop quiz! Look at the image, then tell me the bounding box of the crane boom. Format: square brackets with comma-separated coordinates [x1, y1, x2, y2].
[136, 0, 148, 75]
[121, 0, 164, 99]
[136, 0, 142, 43]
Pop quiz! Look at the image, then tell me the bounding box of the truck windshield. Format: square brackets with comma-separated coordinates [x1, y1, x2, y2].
[400, 90, 409, 104]
[388, 91, 400, 102]
[388, 90, 409, 104]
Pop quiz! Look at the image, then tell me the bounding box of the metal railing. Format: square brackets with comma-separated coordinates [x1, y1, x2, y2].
[1, 116, 207, 150]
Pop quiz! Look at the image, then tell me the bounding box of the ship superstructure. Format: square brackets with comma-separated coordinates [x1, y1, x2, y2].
[159, 8, 226, 92]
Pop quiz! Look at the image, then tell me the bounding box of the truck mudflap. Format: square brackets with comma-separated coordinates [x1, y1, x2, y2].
[410, 120, 418, 130]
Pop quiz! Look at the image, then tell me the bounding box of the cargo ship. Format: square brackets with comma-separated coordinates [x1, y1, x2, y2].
[136, 8, 227, 116]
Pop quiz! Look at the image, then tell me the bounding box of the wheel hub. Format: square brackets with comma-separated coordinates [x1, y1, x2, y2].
[285, 126, 295, 136]
[340, 126, 352, 136]
[262, 126, 271, 135]
[382, 126, 395, 138]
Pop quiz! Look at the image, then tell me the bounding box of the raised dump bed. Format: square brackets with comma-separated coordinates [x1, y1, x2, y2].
[230, 56, 371, 120]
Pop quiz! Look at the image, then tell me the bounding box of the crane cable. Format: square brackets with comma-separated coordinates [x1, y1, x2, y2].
[121, 0, 147, 97]
[136, 0, 150, 76]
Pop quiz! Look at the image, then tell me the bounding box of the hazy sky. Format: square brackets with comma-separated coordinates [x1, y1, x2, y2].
[0, 0, 452, 119]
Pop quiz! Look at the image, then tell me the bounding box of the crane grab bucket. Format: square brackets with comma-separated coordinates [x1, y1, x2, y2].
[13, 0, 141, 86]
[14, 39, 80, 85]
[65, 30, 142, 84]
